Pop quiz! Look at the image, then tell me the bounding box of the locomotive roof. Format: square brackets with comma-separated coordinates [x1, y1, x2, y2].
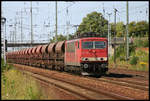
[67, 32, 107, 43]
[66, 37, 107, 43]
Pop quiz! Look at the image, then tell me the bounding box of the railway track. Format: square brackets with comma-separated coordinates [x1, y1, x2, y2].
[22, 71, 93, 100]
[66, 71, 149, 91]
[103, 76, 148, 86]
[105, 72, 149, 82]
[91, 77, 149, 91]
[108, 67, 149, 81]
[13, 64, 134, 100]
[20, 69, 132, 100]
[109, 66, 149, 76]
[67, 69, 149, 91]
[11, 63, 149, 99]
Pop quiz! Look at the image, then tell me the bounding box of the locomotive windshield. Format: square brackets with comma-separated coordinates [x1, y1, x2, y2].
[82, 41, 93, 49]
[82, 41, 106, 49]
[95, 41, 106, 49]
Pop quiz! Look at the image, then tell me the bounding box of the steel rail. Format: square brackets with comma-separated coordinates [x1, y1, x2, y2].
[14, 64, 134, 100]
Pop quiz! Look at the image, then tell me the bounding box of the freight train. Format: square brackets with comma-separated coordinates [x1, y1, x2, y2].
[6, 32, 108, 76]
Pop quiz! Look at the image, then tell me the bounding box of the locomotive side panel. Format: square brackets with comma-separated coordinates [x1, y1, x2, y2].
[65, 39, 81, 66]
[75, 40, 81, 66]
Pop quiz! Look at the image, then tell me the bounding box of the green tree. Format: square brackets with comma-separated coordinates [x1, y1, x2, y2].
[135, 21, 149, 37]
[50, 34, 67, 43]
[111, 21, 149, 37]
[77, 11, 108, 37]
[68, 34, 75, 40]
[110, 23, 116, 37]
[116, 22, 125, 37]
[128, 21, 136, 37]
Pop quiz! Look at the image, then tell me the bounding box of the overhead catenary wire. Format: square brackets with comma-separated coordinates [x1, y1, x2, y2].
[3, 2, 148, 52]
[117, 4, 147, 14]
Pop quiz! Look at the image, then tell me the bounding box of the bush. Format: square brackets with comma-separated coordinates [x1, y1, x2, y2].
[119, 56, 126, 61]
[1, 58, 12, 72]
[115, 44, 136, 60]
[133, 37, 149, 47]
[135, 50, 148, 62]
[129, 56, 139, 65]
[1, 59, 5, 72]
[129, 44, 136, 55]
[116, 45, 125, 58]
[143, 40, 149, 47]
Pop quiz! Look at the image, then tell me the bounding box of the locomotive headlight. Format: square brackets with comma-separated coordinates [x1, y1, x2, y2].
[84, 64, 88, 68]
[82, 58, 88, 61]
[103, 57, 107, 61]
[98, 57, 107, 61]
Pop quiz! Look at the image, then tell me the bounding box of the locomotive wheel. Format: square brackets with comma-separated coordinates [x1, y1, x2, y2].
[60, 67, 64, 72]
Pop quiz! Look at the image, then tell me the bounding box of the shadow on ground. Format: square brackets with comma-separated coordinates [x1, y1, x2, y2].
[104, 73, 133, 78]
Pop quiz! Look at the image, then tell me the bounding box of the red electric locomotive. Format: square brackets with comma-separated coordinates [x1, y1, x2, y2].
[65, 36, 108, 76]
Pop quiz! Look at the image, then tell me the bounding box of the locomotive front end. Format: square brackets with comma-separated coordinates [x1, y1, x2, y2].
[80, 37, 108, 76]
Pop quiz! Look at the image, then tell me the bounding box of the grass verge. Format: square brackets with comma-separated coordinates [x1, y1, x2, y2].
[1, 59, 48, 100]
[1, 68, 46, 100]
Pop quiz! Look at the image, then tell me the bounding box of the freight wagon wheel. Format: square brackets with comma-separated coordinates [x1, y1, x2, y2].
[52, 65, 55, 70]
[45, 65, 48, 69]
[64, 67, 68, 72]
[60, 67, 64, 72]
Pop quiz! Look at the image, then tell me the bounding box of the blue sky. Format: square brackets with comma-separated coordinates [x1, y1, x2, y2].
[2, 1, 149, 45]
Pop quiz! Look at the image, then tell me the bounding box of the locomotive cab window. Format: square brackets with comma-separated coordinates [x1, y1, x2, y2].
[82, 41, 106, 49]
[82, 41, 93, 49]
[95, 41, 106, 49]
